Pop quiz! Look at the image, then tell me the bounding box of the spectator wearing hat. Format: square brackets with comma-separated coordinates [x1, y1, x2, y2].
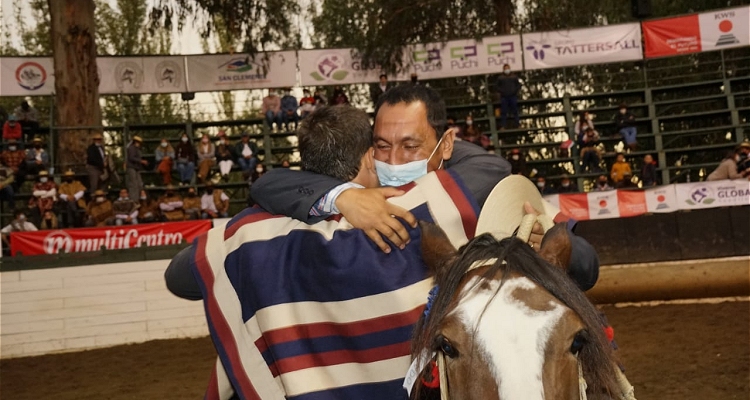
[175, 132, 197, 185]
[201, 181, 229, 219]
[183, 186, 202, 220]
[2, 114, 22, 141]
[234, 132, 259, 179]
[25, 137, 49, 176]
[112, 188, 139, 225]
[58, 170, 86, 228]
[556, 174, 578, 194]
[0, 164, 14, 211]
[155, 138, 176, 185]
[508, 148, 527, 175]
[126, 135, 148, 200]
[196, 133, 216, 183]
[159, 185, 186, 221]
[85, 189, 114, 227]
[86, 133, 111, 191]
[610, 152, 632, 185]
[14, 100, 40, 140]
[29, 170, 57, 226]
[138, 190, 160, 223]
[1, 139, 28, 191]
[281, 89, 300, 131]
[215, 131, 236, 179]
[736, 141, 750, 175]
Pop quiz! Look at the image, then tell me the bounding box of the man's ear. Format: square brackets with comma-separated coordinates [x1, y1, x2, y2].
[439, 128, 456, 162]
[420, 221, 458, 279]
[362, 146, 375, 171]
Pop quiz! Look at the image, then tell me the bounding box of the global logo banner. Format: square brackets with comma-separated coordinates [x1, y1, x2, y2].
[522, 23, 643, 70]
[0, 57, 55, 96]
[675, 180, 750, 210]
[407, 35, 522, 80]
[299, 49, 408, 86]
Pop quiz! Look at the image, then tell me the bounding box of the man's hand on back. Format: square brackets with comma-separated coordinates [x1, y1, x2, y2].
[335, 187, 418, 254]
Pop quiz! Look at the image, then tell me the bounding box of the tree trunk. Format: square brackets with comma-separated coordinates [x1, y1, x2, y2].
[493, 0, 513, 35]
[48, 0, 101, 170]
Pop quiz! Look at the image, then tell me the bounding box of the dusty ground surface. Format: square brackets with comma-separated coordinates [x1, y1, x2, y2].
[1, 300, 748, 400]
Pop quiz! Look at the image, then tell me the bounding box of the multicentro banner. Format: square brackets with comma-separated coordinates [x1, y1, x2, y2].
[545, 179, 750, 221]
[9, 220, 211, 256]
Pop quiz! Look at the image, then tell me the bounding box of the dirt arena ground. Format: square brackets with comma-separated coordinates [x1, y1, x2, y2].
[1, 300, 748, 400]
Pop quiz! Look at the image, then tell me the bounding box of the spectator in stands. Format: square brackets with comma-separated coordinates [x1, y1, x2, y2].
[574, 111, 594, 137]
[215, 131, 236, 179]
[40, 210, 59, 230]
[299, 89, 316, 119]
[155, 138, 175, 185]
[85, 189, 114, 227]
[618, 171, 637, 189]
[313, 89, 327, 109]
[2, 114, 22, 142]
[25, 137, 49, 176]
[159, 185, 185, 221]
[1, 210, 37, 248]
[86, 133, 110, 191]
[196, 133, 216, 183]
[556, 174, 578, 194]
[593, 175, 613, 191]
[578, 127, 602, 173]
[251, 163, 266, 183]
[736, 141, 750, 175]
[0, 165, 14, 211]
[112, 188, 139, 225]
[370, 74, 392, 104]
[458, 114, 490, 149]
[280, 160, 291, 168]
[1, 139, 27, 191]
[28, 170, 56, 226]
[446, 116, 458, 131]
[707, 149, 749, 181]
[281, 89, 300, 131]
[614, 103, 637, 151]
[183, 186, 202, 220]
[262, 90, 283, 131]
[201, 181, 229, 219]
[175, 132, 197, 185]
[57, 170, 86, 228]
[126, 135, 147, 201]
[508, 148, 527, 175]
[495, 63, 521, 129]
[640, 154, 659, 187]
[331, 86, 349, 105]
[139, 190, 160, 223]
[410, 72, 419, 84]
[610, 152, 632, 186]
[14, 100, 40, 140]
[234, 132, 259, 179]
[535, 176, 555, 195]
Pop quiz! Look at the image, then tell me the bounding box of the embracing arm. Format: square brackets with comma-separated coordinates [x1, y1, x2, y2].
[445, 140, 512, 207]
[250, 168, 343, 222]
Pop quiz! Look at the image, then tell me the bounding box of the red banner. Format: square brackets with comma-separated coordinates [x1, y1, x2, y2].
[642, 15, 701, 58]
[10, 220, 211, 256]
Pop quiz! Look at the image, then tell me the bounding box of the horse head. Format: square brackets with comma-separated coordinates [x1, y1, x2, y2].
[412, 221, 619, 400]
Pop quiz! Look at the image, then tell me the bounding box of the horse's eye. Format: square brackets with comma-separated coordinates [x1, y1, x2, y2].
[570, 331, 587, 355]
[438, 335, 459, 358]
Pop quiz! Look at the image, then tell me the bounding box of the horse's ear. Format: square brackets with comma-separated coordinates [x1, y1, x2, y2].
[419, 221, 458, 277]
[538, 223, 572, 270]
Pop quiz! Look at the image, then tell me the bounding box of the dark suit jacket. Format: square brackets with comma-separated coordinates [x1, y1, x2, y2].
[86, 144, 105, 169]
[369, 83, 393, 104]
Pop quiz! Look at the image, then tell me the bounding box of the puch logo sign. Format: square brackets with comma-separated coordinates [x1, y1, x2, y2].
[487, 41, 517, 66]
[413, 48, 442, 73]
[310, 53, 349, 82]
[449, 45, 478, 69]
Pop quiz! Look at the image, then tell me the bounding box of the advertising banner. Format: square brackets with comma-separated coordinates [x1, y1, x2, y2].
[98, 56, 188, 94]
[586, 190, 620, 220]
[186, 51, 297, 92]
[674, 179, 750, 210]
[642, 15, 701, 58]
[616, 190, 648, 218]
[698, 6, 750, 52]
[408, 35, 523, 80]
[521, 23, 643, 70]
[557, 193, 590, 221]
[644, 185, 678, 213]
[0, 57, 55, 96]
[298, 48, 410, 86]
[10, 220, 211, 256]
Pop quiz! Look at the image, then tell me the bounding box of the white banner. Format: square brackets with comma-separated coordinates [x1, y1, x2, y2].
[0, 57, 55, 96]
[409, 35, 523, 80]
[644, 185, 678, 213]
[522, 23, 643, 70]
[698, 6, 750, 52]
[298, 48, 410, 86]
[586, 190, 621, 220]
[98, 56, 188, 94]
[675, 180, 750, 210]
[186, 51, 297, 92]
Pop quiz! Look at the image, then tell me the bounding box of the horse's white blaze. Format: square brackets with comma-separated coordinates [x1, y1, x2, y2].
[455, 276, 566, 400]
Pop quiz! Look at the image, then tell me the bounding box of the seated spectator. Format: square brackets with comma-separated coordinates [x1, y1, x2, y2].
[57, 170, 86, 228]
[446, 116, 458, 131]
[155, 138, 175, 185]
[299, 89, 316, 118]
[640, 154, 659, 187]
[28, 170, 56, 226]
[707, 149, 749, 181]
[2, 114, 22, 141]
[331, 86, 349, 105]
[201, 181, 229, 219]
[138, 190, 160, 223]
[215, 131, 235, 179]
[618, 171, 637, 189]
[112, 188, 139, 225]
[25, 137, 50, 176]
[195, 133, 216, 183]
[610, 152, 632, 185]
[234, 132, 259, 179]
[261, 90, 283, 131]
[1, 210, 37, 248]
[578, 127, 602, 173]
[159, 185, 185, 221]
[614, 104, 637, 151]
[40, 210, 59, 230]
[85, 189, 114, 227]
[574, 111, 594, 137]
[593, 175, 613, 191]
[250, 163, 266, 184]
[1, 139, 27, 191]
[281, 89, 300, 131]
[458, 115, 490, 149]
[280, 160, 291, 168]
[183, 187, 202, 220]
[175, 132, 196, 185]
[313, 89, 327, 109]
[535, 176, 555, 195]
[14, 100, 40, 140]
[86, 132, 116, 192]
[508, 148, 526, 175]
[556, 174, 578, 193]
[0, 164, 14, 211]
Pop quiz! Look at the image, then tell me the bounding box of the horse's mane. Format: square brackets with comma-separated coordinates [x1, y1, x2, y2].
[411, 234, 619, 397]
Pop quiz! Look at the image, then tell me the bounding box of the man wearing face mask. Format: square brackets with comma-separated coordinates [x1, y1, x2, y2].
[280, 88, 300, 131]
[183, 187, 202, 220]
[112, 188, 139, 226]
[175, 133, 197, 185]
[139, 190, 160, 223]
[159, 185, 186, 221]
[593, 175, 613, 192]
[85, 190, 114, 227]
[25, 137, 49, 177]
[86, 133, 110, 191]
[494, 63, 521, 129]
[507, 148, 527, 175]
[1, 210, 37, 250]
[58, 170, 86, 228]
[28, 170, 56, 226]
[200, 181, 230, 219]
[2, 114, 22, 141]
[535, 176, 555, 195]
[1, 139, 27, 191]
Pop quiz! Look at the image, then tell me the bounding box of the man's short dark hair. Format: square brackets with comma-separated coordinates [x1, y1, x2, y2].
[375, 84, 447, 139]
[379, 74, 387, 80]
[298, 106, 372, 182]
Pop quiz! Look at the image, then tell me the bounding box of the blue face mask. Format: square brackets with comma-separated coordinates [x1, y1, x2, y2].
[374, 135, 445, 187]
